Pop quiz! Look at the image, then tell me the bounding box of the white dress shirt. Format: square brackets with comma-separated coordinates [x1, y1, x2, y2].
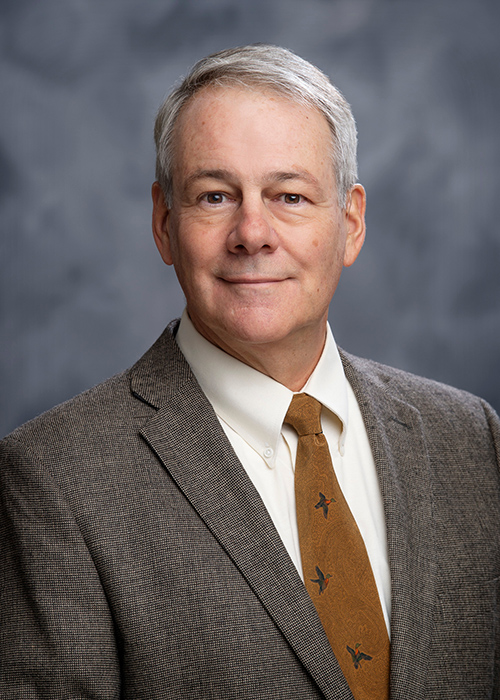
[176, 311, 391, 633]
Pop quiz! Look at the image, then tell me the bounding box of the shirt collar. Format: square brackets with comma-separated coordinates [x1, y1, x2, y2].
[301, 326, 349, 455]
[175, 310, 348, 467]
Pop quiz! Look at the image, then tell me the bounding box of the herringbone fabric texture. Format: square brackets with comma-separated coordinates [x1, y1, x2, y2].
[285, 393, 390, 700]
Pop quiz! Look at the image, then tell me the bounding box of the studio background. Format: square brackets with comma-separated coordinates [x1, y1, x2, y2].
[1, 0, 499, 437]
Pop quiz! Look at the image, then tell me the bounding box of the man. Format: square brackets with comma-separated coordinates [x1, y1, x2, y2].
[1, 45, 499, 700]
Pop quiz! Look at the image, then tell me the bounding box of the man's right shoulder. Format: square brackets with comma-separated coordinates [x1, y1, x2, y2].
[1, 319, 187, 449]
[1, 369, 140, 454]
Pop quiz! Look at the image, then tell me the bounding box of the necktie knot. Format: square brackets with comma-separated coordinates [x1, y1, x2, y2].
[284, 393, 323, 437]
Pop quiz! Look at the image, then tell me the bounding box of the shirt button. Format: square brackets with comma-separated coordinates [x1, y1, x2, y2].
[263, 447, 273, 458]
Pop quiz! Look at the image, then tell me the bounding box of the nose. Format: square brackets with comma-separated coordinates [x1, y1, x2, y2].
[227, 198, 279, 255]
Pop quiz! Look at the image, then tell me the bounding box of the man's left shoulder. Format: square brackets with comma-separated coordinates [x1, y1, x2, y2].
[339, 348, 498, 426]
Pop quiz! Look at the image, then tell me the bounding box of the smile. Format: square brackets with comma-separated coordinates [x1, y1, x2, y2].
[220, 277, 287, 285]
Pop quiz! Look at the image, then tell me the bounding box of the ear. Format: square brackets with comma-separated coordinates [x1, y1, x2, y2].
[151, 181, 174, 266]
[343, 184, 366, 268]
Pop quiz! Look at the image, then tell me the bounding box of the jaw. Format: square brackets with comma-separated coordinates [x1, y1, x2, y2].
[186, 296, 330, 390]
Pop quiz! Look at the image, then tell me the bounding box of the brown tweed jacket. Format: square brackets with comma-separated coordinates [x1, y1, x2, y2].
[1, 320, 499, 699]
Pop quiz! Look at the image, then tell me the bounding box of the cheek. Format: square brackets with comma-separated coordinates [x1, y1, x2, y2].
[170, 227, 205, 269]
[175, 215, 225, 262]
[172, 236, 217, 294]
[312, 241, 345, 290]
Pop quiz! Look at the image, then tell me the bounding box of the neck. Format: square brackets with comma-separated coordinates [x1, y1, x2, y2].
[191, 319, 327, 392]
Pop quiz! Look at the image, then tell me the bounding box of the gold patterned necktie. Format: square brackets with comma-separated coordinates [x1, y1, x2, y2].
[285, 393, 390, 700]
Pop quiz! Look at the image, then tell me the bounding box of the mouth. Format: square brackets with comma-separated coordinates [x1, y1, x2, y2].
[219, 276, 287, 285]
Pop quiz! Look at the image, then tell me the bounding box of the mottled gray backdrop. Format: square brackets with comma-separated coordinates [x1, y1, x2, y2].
[1, 0, 499, 436]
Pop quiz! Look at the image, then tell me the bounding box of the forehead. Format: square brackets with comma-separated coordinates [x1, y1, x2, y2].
[172, 85, 333, 175]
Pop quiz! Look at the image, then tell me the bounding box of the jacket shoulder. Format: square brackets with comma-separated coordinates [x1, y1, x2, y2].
[1, 320, 186, 450]
[340, 348, 498, 421]
[2, 369, 134, 451]
[341, 349, 500, 479]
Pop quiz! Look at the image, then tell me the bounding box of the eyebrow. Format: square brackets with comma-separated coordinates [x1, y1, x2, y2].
[184, 168, 321, 189]
[268, 170, 321, 187]
[184, 169, 233, 188]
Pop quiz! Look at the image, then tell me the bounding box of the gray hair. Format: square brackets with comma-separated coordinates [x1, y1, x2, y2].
[154, 44, 358, 208]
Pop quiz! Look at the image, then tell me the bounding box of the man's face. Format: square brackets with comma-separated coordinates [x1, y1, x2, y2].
[152, 86, 365, 364]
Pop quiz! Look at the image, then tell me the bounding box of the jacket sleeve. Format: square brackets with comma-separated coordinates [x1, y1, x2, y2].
[482, 399, 500, 469]
[0, 435, 120, 699]
[481, 399, 500, 691]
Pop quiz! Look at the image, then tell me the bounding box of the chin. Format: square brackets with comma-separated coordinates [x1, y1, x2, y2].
[218, 313, 304, 348]
[191, 303, 319, 350]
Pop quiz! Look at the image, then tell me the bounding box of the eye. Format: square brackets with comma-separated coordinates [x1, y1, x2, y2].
[281, 193, 304, 205]
[202, 192, 227, 205]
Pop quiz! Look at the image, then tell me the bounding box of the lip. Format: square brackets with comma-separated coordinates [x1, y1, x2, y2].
[220, 277, 286, 284]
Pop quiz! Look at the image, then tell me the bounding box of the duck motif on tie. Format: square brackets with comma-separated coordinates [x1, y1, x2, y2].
[284, 393, 390, 700]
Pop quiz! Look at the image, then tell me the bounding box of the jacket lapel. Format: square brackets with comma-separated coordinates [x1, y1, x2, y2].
[341, 351, 436, 700]
[130, 325, 437, 699]
[131, 324, 354, 700]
